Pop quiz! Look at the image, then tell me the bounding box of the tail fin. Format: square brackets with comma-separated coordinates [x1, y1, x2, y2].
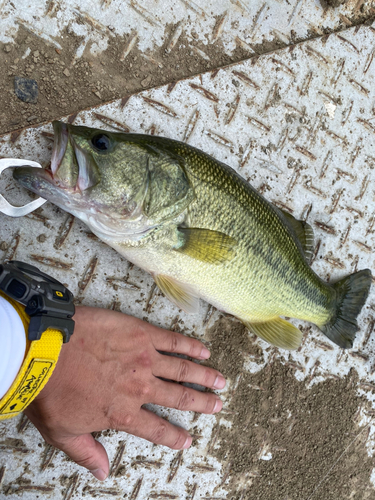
[320, 269, 372, 349]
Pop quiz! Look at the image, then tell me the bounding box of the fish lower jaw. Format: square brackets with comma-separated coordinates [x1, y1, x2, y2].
[83, 214, 157, 243]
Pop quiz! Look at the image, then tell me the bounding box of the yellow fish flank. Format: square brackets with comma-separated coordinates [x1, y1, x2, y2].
[14, 122, 372, 350]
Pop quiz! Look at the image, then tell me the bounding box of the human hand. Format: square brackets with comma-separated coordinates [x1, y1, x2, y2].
[24, 306, 225, 480]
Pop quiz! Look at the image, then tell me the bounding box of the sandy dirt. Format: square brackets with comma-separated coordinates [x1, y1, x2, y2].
[205, 317, 375, 499]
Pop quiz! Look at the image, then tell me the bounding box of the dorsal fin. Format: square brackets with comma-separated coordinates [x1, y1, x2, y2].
[278, 209, 314, 263]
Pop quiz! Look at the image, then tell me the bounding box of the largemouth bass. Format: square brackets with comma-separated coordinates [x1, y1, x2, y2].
[14, 121, 372, 350]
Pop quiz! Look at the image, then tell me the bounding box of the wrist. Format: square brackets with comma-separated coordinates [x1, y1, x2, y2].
[0, 291, 63, 420]
[0, 260, 76, 419]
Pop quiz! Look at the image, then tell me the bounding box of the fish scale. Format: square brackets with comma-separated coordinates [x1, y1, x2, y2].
[171, 143, 328, 318]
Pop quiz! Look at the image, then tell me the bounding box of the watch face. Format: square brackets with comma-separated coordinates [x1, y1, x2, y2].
[0, 261, 75, 343]
[7, 279, 27, 299]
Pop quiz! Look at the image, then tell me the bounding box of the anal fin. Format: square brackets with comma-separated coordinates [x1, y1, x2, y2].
[154, 274, 200, 314]
[242, 317, 303, 350]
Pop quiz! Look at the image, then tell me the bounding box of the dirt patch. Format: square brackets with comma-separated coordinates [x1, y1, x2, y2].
[206, 316, 264, 380]
[204, 317, 375, 500]
[0, 24, 246, 136]
[1, 7, 374, 137]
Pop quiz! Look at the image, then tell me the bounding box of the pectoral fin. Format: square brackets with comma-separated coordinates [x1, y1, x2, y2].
[242, 317, 303, 350]
[154, 274, 200, 313]
[175, 228, 236, 264]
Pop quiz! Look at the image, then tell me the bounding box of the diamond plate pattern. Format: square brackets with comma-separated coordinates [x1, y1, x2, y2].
[1, 1, 375, 64]
[1, 21, 375, 500]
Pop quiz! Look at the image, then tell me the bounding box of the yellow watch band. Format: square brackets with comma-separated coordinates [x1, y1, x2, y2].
[0, 291, 63, 420]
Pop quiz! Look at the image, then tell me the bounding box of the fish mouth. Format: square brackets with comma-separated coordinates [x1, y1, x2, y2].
[50, 120, 69, 177]
[13, 164, 71, 207]
[13, 121, 99, 206]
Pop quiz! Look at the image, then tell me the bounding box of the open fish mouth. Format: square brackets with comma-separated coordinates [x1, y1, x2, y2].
[13, 121, 100, 205]
[50, 120, 69, 177]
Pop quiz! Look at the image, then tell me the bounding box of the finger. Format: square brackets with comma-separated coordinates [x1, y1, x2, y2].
[56, 434, 110, 481]
[149, 327, 210, 360]
[123, 407, 192, 450]
[152, 379, 222, 414]
[155, 355, 226, 390]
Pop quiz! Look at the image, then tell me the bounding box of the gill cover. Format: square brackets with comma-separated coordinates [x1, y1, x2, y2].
[141, 143, 195, 222]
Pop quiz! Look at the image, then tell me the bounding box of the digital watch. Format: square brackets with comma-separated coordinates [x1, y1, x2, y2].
[0, 261, 75, 420]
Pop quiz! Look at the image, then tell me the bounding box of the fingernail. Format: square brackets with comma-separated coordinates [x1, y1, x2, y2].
[200, 347, 210, 359]
[183, 435, 192, 449]
[213, 398, 223, 413]
[213, 375, 226, 390]
[90, 468, 107, 481]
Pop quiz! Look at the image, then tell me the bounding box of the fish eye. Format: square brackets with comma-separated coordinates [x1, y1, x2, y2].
[91, 134, 111, 151]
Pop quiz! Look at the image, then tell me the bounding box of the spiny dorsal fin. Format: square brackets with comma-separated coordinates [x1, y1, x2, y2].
[175, 228, 237, 265]
[279, 209, 314, 263]
[242, 317, 303, 350]
[154, 274, 200, 313]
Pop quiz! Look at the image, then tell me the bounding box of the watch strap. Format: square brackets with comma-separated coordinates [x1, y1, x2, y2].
[0, 291, 63, 420]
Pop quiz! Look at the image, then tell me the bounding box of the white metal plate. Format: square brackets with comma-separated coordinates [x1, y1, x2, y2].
[1, 21, 375, 500]
[1, 1, 374, 64]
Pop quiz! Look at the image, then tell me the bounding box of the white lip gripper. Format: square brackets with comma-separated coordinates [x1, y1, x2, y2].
[0, 158, 47, 217]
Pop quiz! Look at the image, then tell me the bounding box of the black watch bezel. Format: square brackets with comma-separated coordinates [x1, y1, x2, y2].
[0, 260, 75, 343]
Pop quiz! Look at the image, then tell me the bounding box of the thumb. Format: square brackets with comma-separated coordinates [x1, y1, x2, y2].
[59, 434, 110, 481]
